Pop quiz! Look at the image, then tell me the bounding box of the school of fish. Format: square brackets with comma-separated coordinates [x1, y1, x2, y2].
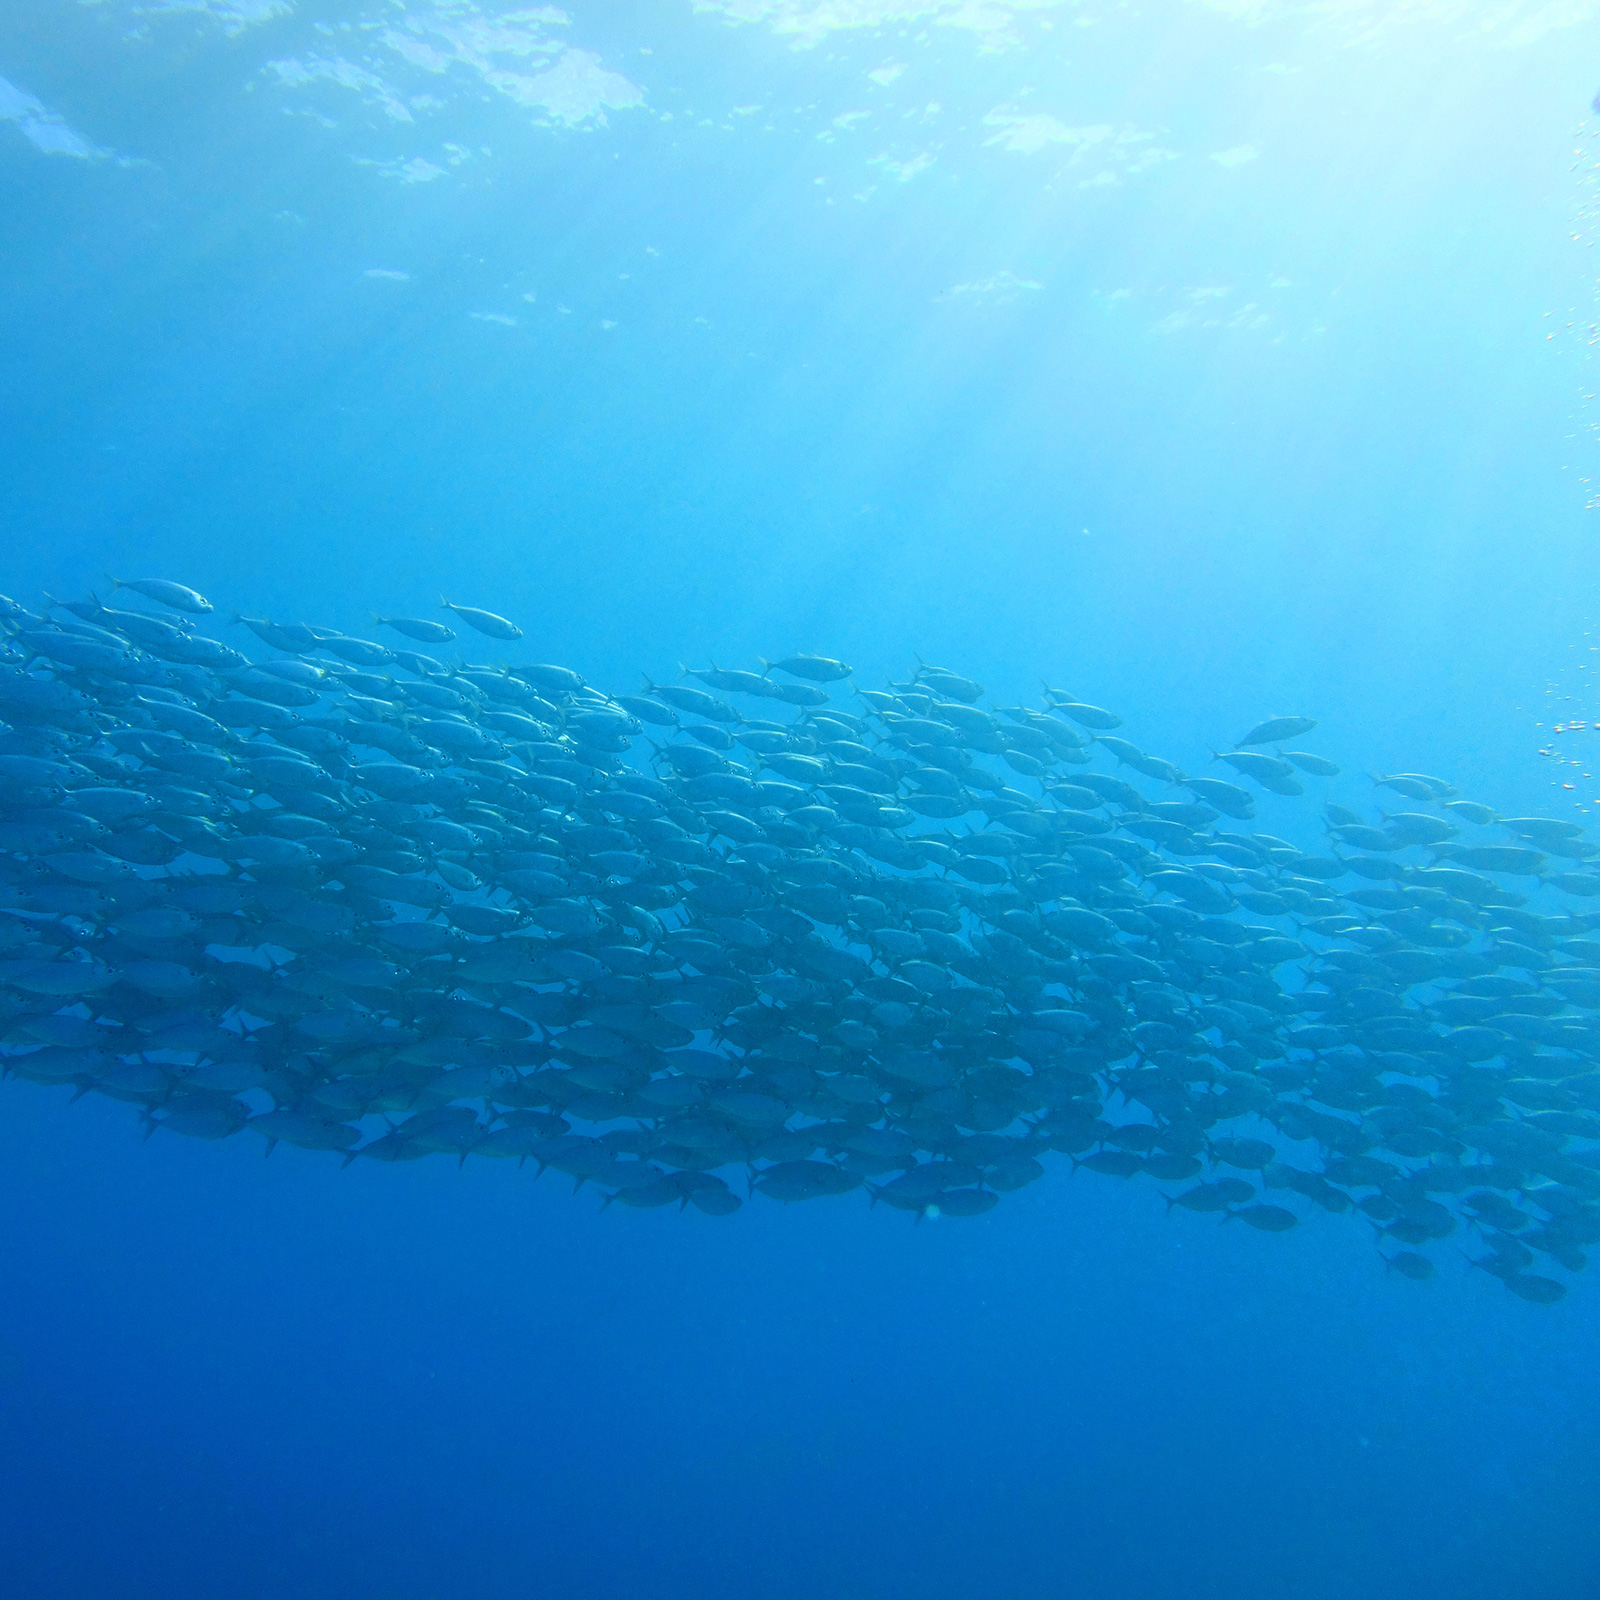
[3, 579, 1599, 1305]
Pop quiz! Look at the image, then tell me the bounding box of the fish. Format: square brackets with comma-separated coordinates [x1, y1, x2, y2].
[917, 666, 985, 703]
[762, 654, 853, 683]
[440, 599, 524, 640]
[1500, 816, 1585, 846]
[1183, 777, 1256, 819]
[1098, 736, 1147, 767]
[1374, 771, 1458, 800]
[683, 665, 785, 698]
[1384, 1251, 1436, 1280]
[614, 695, 679, 727]
[233, 616, 325, 653]
[1237, 717, 1317, 746]
[642, 679, 740, 722]
[1215, 750, 1297, 784]
[109, 578, 214, 614]
[374, 615, 457, 643]
[0, 581, 1597, 1304]
[1047, 698, 1122, 731]
[1229, 1204, 1298, 1233]
[1283, 751, 1341, 778]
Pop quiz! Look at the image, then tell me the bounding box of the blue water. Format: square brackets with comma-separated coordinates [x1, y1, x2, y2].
[3, 4, 1600, 1595]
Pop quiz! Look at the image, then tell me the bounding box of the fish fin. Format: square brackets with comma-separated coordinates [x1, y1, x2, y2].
[263, 1138, 277, 1158]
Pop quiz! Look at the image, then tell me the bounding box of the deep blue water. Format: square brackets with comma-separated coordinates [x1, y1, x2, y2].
[3, 4, 1600, 1596]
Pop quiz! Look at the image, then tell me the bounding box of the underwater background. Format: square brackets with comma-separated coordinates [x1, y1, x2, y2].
[3, 3, 1600, 1596]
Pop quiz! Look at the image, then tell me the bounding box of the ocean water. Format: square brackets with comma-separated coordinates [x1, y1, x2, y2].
[3, 4, 1600, 1597]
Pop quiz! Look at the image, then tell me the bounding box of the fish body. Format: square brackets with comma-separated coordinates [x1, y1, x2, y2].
[375, 615, 457, 643]
[1238, 717, 1316, 746]
[110, 577, 213, 614]
[441, 599, 523, 640]
[763, 654, 852, 682]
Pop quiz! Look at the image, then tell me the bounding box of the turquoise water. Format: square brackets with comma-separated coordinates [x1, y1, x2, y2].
[2, 4, 1600, 1596]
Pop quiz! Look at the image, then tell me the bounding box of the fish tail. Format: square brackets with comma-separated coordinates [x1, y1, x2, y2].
[758, 658, 771, 676]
